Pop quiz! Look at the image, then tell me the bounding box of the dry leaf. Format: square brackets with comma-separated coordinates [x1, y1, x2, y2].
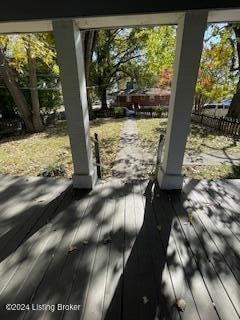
[142, 296, 149, 304]
[188, 213, 193, 225]
[68, 245, 77, 253]
[176, 298, 186, 312]
[103, 236, 112, 244]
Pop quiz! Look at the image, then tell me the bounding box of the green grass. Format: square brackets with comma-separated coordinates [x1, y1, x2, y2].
[137, 118, 240, 155]
[183, 164, 240, 179]
[0, 119, 123, 179]
[136, 118, 240, 179]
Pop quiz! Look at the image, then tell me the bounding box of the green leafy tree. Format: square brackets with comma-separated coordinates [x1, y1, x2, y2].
[143, 25, 176, 84]
[226, 24, 240, 118]
[90, 28, 149, 109]
[0, 33, 57, 132]
[195, 24, 235, 110]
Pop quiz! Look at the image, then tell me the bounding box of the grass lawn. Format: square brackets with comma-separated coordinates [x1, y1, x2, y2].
[136, 118, 240, 179]
[0, 118, 123, 179]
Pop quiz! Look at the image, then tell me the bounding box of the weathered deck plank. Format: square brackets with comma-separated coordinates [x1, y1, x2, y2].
[102, 180, 125, 320]
[20, 187, 95, 320]
[80, 183, 118, 320]
[0, 177, 239, 320]
[170, 192, 240, 320]
[138, 182, 181, 320]
[152, 189, 210, 320]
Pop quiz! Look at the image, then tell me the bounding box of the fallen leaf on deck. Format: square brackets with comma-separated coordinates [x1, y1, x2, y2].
[103, 236, 112, 244]
[68, 245, 77, 253]
[157, 224, 162, 231]
[142, 296, 149, 304]
[188, 213, 193, 225]
[176, 298, 186, 312]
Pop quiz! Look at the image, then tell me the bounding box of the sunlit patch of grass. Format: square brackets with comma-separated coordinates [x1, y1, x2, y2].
[183, 164, 240, 179]
[136, 118, 240, 155]
[90, 118, 124, 177]
[136, 118, 167, 153]
[136, 118, 240, 179]
[0, 119, 123, 179]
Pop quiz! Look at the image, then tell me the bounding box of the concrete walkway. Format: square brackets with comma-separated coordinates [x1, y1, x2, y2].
[112, 118, 154, 182]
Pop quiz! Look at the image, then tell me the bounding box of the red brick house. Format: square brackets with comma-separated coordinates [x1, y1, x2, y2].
[116, 88, 170, 108]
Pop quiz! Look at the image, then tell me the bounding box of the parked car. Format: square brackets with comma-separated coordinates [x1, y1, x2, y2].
[92, 100, 101, 110]
[202, 100, 231, 118]
[123, 107, 135, 117]
[220, 98, 232, 107]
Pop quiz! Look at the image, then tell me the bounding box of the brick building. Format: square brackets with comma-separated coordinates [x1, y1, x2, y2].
[116, 88, 170, 108]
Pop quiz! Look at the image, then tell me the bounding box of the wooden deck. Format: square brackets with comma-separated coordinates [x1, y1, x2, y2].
[0, 175, 239, 320]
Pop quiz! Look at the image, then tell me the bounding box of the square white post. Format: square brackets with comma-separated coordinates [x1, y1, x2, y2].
[158, 11, 208, 190]
[53, 19, 97, 189]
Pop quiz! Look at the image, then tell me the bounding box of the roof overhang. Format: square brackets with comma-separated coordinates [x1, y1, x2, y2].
[0, 9, 240, 34]
[1, 1, 240, 22]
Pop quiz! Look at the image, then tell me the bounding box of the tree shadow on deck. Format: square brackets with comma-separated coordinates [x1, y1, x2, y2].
[0, 176, 73, 263]
[105, 181, 179, 320]
[0, 177, 239, 320]
[105, 178, 240, 320]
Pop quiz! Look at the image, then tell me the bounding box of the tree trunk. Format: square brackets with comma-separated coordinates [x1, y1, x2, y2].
[100, 88, 108, 109]
[82, 30, 98, 119]
[227, 90, 240, 119]
[27, 43, 44, 132]
[227, 25, 240, 119]
[0, 49, 34, 132]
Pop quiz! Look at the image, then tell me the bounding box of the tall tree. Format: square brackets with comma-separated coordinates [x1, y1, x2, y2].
[82, 30, 98, 118]
[26, 35, 44, 131]
[227, 24, 240, 118]
[195, 24, 235, 110]
[143, 25, 176, 81]
[0, 33, 57, 132]
[90, 28, 149, 109]
[0, 48, 34, 132]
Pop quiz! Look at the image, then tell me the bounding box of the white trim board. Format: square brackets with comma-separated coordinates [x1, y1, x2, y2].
[0, 9, 240, 34]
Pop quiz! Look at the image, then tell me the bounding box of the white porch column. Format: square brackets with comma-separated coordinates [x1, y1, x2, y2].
[53, 19, 97, 189]
[158, 11, 208, 190]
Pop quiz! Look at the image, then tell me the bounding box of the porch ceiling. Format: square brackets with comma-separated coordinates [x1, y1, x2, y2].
[0, 8, 240, 34]
[1, 1, 240, 22]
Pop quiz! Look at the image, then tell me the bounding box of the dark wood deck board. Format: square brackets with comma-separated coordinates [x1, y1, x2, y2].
[80, 182, 118, 320]
[22, 189, 95, 320]
[0, 177, 239, 320]
[170, 192, 240, 320]
[152, 189, 211, 320]
[183, 180, 240, 238]
[122, 183, 142, 320]
[196, 208, 240, 283]
[140, 183, 181, 320]
[191, 214, 240, 317]
[59, 182, 108, 320]
[132, 181, 159, 320]
[185, 188, 240, 277]
[101, 180, 125, 320]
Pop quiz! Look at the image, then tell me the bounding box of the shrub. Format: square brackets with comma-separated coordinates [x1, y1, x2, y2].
[39, 89, 62, 113]
[114, 107, 126, 118]
[155, 107, 163, 118]
[39, 162, 66, 177]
